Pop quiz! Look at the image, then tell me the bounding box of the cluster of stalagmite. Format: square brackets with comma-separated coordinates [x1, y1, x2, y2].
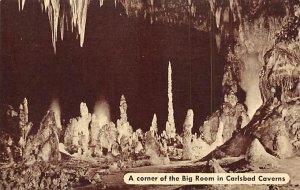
[1, 91, 229, 167]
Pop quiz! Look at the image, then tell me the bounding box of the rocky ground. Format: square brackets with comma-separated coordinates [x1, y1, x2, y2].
[2, 156, 299, 190]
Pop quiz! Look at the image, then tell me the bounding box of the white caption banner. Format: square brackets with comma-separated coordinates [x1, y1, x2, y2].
[124, 173, 290, 185]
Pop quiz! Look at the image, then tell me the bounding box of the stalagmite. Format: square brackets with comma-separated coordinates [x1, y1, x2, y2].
[117, 95, 133, 148]
[23, 111, 61, 163]
[182, 109, 194, 160]
[213, 121, 224, 147]
[98, 122, 118, 154]
[150, 113, 158, 136]
[64, 102, 91, 155]
[18, 98, 33, 155]
[246, 138, 278, 169]
[166, 62, 176, 138]
[49, 99, 62, 129]
[273, 127, 294, 159]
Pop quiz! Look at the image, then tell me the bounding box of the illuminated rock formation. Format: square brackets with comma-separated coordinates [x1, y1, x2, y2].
[18, 98, 33, 156]
[246, 139, 278, 169]
[64, 102, 91, 155]
[117, 95, 133, 146]
[98, 122, 118, 155]
[166, 62, 176, 139]
[201, 27, 300, 161]
[150, 113, 158, 136]
[273, 127, 294, 159]
[182, 109, 194, 160]
[144, 131, 170, 165]
[200, 96, 248, 145]
[23, 111, 61, 164]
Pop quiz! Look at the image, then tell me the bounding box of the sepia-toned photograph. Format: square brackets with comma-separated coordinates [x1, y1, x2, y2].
[0, 0, 300, 189]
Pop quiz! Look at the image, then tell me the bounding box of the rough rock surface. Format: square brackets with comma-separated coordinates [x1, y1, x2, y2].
[23, 111, 61, 164]
[200, 101, 248, 146]
[117, 95, 133, 146]
[150, 113, 158, 136]
[98, 122, 118, 154]
[144, 131, 170, 165]
[64, 102, 91, 155]
[246, 139, 278, 169]
[182, 109, 194, 160]
[207, 159, 227, 173]
[201, 15, 300, 161]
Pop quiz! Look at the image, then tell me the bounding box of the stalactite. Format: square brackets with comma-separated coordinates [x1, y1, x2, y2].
[69, 0, 90, 47]
[99, 0, 104, 7]
[18, 0, 90, 53]
[60, 12, 65, 41]
[18, 0, 26, 11]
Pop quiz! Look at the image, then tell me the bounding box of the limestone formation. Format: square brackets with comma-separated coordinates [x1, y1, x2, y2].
[98, 122, 118, 155]
[166, 62, 176, 139]
[131, 132, 144, 154]
[246, 139, 278, 169]
[273, 127, 294, 159]
[190, 137, 211, 160]
[182, 109, 194, 160]
[18, 98, 33, 155]
[207, 159, 226, 173]
[23, 111, 61, 164]
[150, 113, 158, 136]
[144, 131, 169, 165]
[64, 102, 91, 155]
[117, 95, 133, 145]
[90, 113, 109, 146]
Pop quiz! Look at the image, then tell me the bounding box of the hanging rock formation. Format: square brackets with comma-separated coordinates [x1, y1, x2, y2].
[18, 0, 90, 53]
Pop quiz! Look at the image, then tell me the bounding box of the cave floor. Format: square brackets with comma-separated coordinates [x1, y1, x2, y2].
[75, 157, 300, 190]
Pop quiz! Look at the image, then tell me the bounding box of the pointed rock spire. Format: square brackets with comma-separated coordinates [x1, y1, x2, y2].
[150, 113, 158, 134]
[166, 61, 176, 138]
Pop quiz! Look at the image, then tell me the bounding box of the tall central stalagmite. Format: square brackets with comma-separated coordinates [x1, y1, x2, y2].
[166, 61, 176, 138]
